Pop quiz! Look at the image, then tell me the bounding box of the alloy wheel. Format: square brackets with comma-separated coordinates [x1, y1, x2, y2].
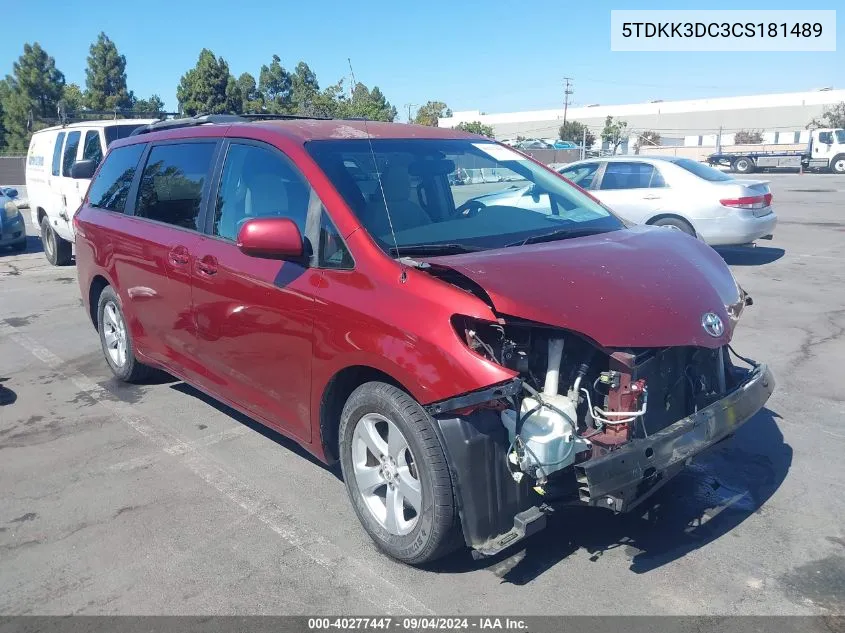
[102, 301, 128, 368]
[351, 413, 422, 536]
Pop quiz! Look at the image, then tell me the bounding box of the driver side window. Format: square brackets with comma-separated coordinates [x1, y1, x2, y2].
[213, 143, 309, 241]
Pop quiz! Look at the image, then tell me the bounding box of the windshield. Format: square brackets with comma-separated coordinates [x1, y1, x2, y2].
[673, 157, 733, 182]
[104, 124, 145, 146]
[306, 139, 623, 254]
[835, 130, 845, 144]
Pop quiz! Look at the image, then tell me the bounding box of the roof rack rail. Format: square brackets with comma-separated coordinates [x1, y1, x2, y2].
[239, 113, 331, 121]
[129, 114, 243, 136]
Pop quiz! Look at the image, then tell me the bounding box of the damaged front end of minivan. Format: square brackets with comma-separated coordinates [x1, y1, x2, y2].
[419, 246, 774, 557]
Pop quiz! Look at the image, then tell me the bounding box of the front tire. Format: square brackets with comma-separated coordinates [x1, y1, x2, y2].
[97, 286, 152, 383]
[41, 217, 72, 266]
[831, 154, 845, 175]
[339, 382, 462, 565]
[651, 216, 697, 237]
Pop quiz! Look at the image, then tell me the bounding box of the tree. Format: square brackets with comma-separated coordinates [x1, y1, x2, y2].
[134, 94, 165, 115]
[809, 102, 845, 129]
[558, 120, 594, 148]
[413, 101, 451, 126]
[733, 129, 763, 144]
[634, 130, 661, 154]
[177, 49, 241, 116]
[454, 121, 494, 137]
[290, 62, 322, 116]
[236, 72, 262, 113]
[0, 79, 8, 149]
[84, 33, 133, 111]
[601, 115, 628, 154]
[1, 43, 66, 151]
[336, 82, 397, 122]
[58, 83, 84, 119]
[259, 55, 292, 114]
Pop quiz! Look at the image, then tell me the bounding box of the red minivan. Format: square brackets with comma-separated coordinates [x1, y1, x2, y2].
[73, 115, 774, 564]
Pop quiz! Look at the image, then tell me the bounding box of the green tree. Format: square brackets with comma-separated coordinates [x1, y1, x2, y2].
[0, 79, 8, 149]
[454, 121, 494, 137]
[634, 130, 661, 154]
[134, 94, 165, 115]
[177, 49, 241, 116]
[733, 129, 763, 144]
[337, 82, 397, 122]
[236, 72, 262, 113]
[601, 115, 628, 154]
[58, 83, 85, 119]
[84, 33, 133, 111]
[0, 42, 66, 151]
[290, 62, 327, 116]
[558, 120, 595, 148]
[413, 101, 451, 126]
[259, 55, 292, 114]
[809, 102, 845, 129]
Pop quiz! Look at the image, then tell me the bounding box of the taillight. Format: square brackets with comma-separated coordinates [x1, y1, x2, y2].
[720, 193, 772, 209]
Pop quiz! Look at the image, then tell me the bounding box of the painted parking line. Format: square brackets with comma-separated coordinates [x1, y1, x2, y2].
[0, 320, 433, 615]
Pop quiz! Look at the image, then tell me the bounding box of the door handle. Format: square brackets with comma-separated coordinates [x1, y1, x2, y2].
[168, 245, 190, 266]
[196, 255, 218, 277]
[642, 194, 662, 200]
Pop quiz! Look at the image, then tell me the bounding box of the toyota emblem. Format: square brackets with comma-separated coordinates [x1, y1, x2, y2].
[701, 312, 725, 338]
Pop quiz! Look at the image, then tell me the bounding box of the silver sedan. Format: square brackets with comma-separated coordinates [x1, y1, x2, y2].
[557, 156, 777, 246]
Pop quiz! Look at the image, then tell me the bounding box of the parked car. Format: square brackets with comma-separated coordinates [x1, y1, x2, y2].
[557, 156, 777, 246]
[74, 115, 773, 565]
[25, 118, 158, 265]
[553, 140, 578, 149]
[1, 188, 26, 252]
[514, 138, 553, 150]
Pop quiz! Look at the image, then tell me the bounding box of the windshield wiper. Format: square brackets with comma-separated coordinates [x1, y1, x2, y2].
[505, 226, 614, 247]
[388, 243, 484, 257]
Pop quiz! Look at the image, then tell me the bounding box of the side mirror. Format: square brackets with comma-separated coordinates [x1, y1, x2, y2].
[70, 159, 97, 180]
[236, 217, 304, 260]
[2, 187, 18, 198]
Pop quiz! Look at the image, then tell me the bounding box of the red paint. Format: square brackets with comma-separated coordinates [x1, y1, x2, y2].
[236, 217, 304, 259]
[76, 119, 742, 465]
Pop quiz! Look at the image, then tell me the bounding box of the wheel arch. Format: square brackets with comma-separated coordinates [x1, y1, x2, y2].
[36, 207, 47, 224]
[645, 212, 697, 234]
[318, 365, 409, 464]
[87, 274, 112, 330]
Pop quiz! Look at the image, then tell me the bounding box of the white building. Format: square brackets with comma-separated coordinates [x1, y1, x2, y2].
[438, 89, 845, 150]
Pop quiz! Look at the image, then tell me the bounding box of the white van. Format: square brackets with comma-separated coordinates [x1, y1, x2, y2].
[26, 119, 157, 264]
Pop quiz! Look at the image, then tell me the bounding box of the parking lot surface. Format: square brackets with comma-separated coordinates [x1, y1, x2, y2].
[1, 173, 844, 615]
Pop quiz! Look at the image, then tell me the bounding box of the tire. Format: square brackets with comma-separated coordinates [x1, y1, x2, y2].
[831, 155, 845, 175]
[97, 286, 152, 383]
[339, 381, 462, 565]
[732, 157, 755, 174]
[41, 217, 72, 266]
[651, 216, 697, 237]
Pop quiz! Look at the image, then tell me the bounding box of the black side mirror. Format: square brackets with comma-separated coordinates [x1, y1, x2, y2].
[70, 159, 97, 180]
[2, 188, 18, 198]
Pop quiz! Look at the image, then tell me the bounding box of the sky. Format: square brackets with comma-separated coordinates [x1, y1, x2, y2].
[2, 0, 843, 120]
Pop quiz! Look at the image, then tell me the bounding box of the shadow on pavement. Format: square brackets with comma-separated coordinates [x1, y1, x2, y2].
[0, 377, 17, 406]
[0, 235, 43, 257]
[430, 407, 790, 583]
[715, 245, 785, 266]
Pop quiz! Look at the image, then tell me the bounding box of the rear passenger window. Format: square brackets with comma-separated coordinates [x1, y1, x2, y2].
[62, 131, 81, 177]
[599, 162, 663, 190]
[51, 132, 65, 176]
[83, 131, 103, 166]
[135, 143, 216, 231]
[213, 143, 309, 241]
[87, 144, 145, 213]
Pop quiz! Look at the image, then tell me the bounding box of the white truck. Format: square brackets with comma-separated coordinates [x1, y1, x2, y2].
[25, 119, 157, 265]
[707, 128, 845, 175]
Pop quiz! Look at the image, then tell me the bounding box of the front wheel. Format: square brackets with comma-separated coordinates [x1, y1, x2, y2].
[339, 382, 462, 565]
[97, 286, 152, 383]
[651, 216, 697, 238]
[831, 155, 845, 175]
[41, 217, 72, 266]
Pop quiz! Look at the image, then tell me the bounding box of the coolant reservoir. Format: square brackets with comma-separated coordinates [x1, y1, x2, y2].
[501, 394, 590, 477]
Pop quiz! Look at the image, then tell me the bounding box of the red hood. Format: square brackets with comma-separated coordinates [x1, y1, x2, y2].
[426, 227, 741, 349]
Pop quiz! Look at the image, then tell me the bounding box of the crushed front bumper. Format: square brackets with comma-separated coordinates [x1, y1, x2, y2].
[575, 363, 775, 513]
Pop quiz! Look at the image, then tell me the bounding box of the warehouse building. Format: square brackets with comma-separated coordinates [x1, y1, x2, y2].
[438, 89, 845, 151]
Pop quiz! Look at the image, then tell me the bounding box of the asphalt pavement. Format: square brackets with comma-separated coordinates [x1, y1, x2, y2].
[1, 173, 844, 616]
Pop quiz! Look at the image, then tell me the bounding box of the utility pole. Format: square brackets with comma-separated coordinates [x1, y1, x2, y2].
[581, 126, 587, 160]
[405, 103, 418, 123]
[563, 77, 574, 127]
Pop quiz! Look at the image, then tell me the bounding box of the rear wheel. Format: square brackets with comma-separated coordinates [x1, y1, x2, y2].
[41, 217, 72, 266]
[832, 155, 845, 175]
[732, 157, 755, 174]
[97, 286, 152, 383]
[339, 382, 462, 565]
[651, 216, 696, 237]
